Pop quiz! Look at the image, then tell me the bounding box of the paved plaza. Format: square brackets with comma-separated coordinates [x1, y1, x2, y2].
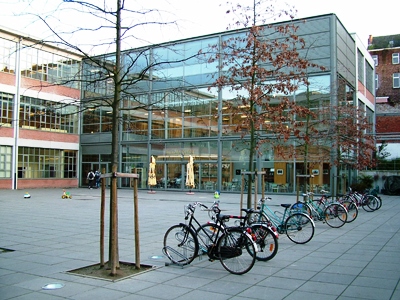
[0, 188, 399, 299]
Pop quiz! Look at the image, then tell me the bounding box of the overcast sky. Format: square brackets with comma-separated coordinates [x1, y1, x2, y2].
[1, 0, 397, 52]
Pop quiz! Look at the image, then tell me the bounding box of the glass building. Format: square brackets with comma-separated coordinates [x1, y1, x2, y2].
[78, 14, 374, 194]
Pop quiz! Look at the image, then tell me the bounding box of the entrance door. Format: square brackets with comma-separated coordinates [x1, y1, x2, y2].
[166, 163, 185, 189]
[81, 162, 109, 187]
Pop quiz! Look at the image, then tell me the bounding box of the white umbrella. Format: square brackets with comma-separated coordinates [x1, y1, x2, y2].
[148, 156, 157, 186]
[186, 155, 195, 193]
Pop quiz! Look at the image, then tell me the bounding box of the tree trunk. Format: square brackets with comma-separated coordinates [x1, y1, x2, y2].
[109, 0, 123, 276]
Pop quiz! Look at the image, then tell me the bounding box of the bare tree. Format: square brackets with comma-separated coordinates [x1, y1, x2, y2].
[20, 0, 202, 276]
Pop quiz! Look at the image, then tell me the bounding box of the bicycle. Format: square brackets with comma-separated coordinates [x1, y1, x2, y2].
[163, 202, 257, 275]
[291, 192, 348, 228]
[318, 190, 359, 223]
[247, 197, 315, 244]
[342, 188, 381, 212]
[197, 201, 279, 262]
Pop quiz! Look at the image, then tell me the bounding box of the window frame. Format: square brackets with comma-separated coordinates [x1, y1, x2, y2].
[372, 55, 378, 66]
[393, 53, 399, 65]
[394, 73, 400, 88]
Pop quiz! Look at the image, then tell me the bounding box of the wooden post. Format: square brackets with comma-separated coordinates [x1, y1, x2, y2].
[133, 172, 140, 269]
[109, 167, 119, 275]
[100, 168, 106, 268]
[240, 173, 244, 217]
[296, 174, 312, 203]
[254, 171, 258, 210]
[261, 172, 265, 200]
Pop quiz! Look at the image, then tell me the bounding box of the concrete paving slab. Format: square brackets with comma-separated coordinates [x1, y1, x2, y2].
[0, 188, 399, 299]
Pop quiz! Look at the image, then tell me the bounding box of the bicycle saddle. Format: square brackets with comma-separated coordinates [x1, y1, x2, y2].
[217, 214, 230, 221]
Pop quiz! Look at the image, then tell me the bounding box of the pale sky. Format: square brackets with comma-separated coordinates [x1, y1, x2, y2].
[0, 0, 397, 53]
[166, 0, 397, 49]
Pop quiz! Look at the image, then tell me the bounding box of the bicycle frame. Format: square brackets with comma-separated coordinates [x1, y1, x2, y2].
[258, 198, 290, 228]
[185, 205, 225, 258]
[304, 194, 327, 219]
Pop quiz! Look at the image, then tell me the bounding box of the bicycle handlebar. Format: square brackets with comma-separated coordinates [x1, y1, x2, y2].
[184, 201, 220, 219]
[258, 197, 272, 204]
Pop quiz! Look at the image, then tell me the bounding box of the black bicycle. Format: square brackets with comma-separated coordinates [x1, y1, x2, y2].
[163, 202, 257, 275]
[196, 201, 279, 262]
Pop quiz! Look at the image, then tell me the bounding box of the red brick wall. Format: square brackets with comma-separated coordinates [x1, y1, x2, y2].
[19, 129, 79, 143]
[0, 178, 79, 189]
[0, 126, 14, 137]
[0, 72, 80, 100]
[21, 77, 80, 100]
[374, 48, 400, 103]
[0, 72, 16, 85]
[376, 115, 400, 133]
[0, 179, 12, 189]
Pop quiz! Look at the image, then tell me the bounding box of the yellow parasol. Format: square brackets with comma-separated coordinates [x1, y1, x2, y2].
[186, 155, 195, 189]
[148, 156, 157, 186]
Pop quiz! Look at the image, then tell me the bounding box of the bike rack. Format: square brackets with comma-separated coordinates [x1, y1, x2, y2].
[162, 246, 190, 268]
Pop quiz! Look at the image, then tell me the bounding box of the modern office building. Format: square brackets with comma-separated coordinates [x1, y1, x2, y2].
[0, 26, 82, 189]
[368, 35, 400, 158]
[80, 14, 376, 194]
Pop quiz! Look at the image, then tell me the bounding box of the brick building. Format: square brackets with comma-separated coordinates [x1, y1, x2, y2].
[0, 26, 82, 189]
[368, 35, 400, 157]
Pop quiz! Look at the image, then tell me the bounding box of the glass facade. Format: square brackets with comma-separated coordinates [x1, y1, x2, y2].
[80, 15, 375, 193]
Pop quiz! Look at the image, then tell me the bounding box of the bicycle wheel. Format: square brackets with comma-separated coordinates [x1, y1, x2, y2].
[217, 228, 256, 275]
[341, 200, 358, 223]
[324, 203, 347, 228]
[163, 224, 198, 265]
[196, 223, 222, 255]
[284, 213, 314, 244]
[366, 195, 380, 211]
[376, 196, 383, 210]
[361, 196, 374, 212]
[250, 224, 278, 261]
[290, 202, 312, 216]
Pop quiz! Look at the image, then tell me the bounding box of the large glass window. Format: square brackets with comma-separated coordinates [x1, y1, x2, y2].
[20, 96, 78, 133]
[365, 63, 374, 93]
[20, 46, 80, 88]
[0, 38, 16, 74]
[18, 147, 77, 179]
[358, 50, 364, 83]
[81, 58, 115, 98]
[121, 95, 148, 140]
[121, 144, 148, 188]
[0, 146, 12, 178]
[0, 92, 13, 126]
